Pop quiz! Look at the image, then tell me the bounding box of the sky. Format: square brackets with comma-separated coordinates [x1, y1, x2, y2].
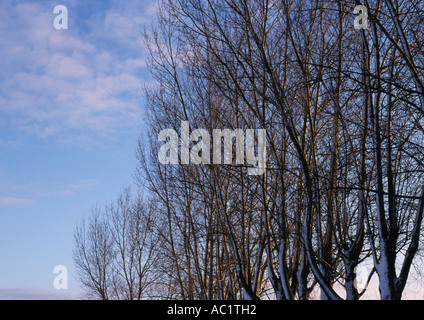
[1, 0, 424, 301]
[0, 0, 156, 299]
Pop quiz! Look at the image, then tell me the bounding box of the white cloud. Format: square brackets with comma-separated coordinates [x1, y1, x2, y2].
[0, 0, 154, 145]
[0, 197, 33, 206]
[58, 179, 100, 196]
[47, 56, 93, 80]
[0, 287, 80, 300]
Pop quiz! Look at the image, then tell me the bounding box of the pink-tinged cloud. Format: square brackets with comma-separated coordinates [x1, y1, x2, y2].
[0, 287, 80, 300]
[0, 197, 33, 206]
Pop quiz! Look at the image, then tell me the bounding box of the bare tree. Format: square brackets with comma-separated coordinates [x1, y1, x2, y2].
[137, 0, 424, 300]
[73, 207, 115, 300]
[73, 188, 159, 300]
[75, 0, 424, 300]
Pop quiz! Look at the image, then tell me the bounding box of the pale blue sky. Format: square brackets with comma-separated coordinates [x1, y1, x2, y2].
[0, 0, 156, 299]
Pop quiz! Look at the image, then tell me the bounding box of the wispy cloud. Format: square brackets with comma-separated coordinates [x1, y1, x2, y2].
[0, 197, 33, 206]
[0, 287, 80, 300]
[0, 0, 155, 146]
[57, 179, 99, 196]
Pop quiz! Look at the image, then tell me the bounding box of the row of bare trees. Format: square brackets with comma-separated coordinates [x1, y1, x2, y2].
[73, 0, 424, 299]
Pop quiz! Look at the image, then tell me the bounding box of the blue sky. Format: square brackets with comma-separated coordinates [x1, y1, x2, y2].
[1, 0, 424, 302]
[0, 0, 156, 299]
